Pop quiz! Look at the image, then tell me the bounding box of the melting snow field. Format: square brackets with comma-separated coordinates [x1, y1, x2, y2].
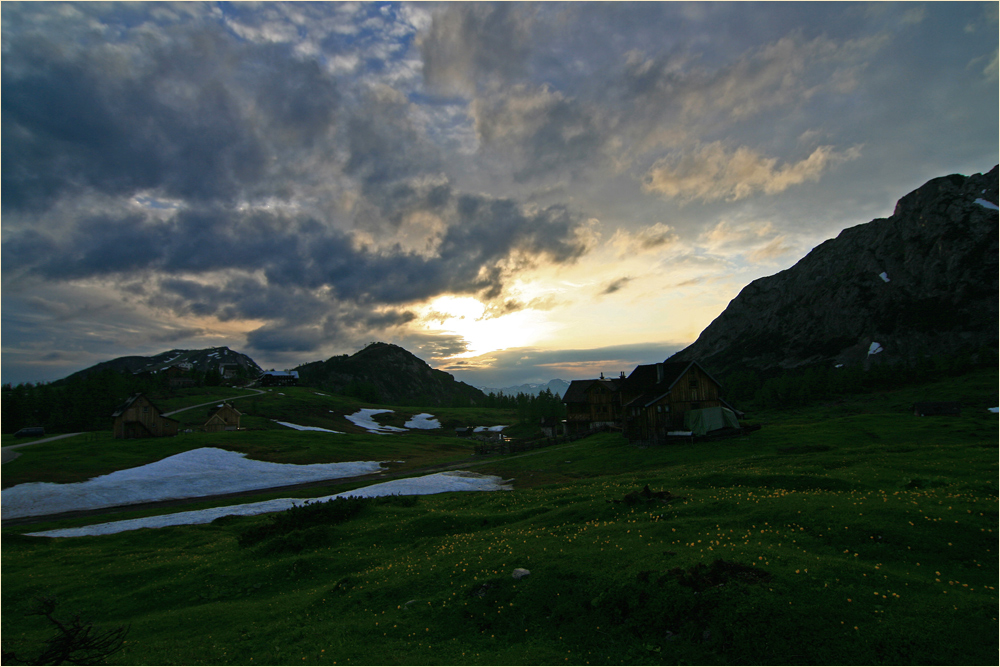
[25, 472, 512, 538]
[347, 408, 408, 434]
[271, 407, 469, 435]
[273, 420, 344, 434]
[405, 413, 442, 429]
[1, 448, 386, 519]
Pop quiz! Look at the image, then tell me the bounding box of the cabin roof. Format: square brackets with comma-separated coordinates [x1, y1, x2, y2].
[111, 393, 177, 421]
[562, 378, 619, 403]
[622, 360, 721, 395]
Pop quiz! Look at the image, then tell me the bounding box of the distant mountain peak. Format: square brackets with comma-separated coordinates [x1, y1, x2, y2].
[296, 342, 485, 406]
[59, 346, 263, 383]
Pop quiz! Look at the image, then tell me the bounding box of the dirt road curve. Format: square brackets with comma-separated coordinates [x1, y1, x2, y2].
[1, 433, 84, 465]
[160, 388, 266, 416]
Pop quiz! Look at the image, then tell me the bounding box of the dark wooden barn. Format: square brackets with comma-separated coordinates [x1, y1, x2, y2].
[112, 394, 180, 439]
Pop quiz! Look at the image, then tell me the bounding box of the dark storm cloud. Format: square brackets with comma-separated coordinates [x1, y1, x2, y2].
[4, 193, 589, 331]
[2, 20, 339, 212]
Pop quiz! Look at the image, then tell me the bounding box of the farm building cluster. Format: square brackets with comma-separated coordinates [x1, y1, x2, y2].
[562, 360, 743, 446]
[111, 395, 242, 439]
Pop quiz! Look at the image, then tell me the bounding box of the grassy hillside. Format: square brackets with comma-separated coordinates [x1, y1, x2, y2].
[2, 371, 997, 665]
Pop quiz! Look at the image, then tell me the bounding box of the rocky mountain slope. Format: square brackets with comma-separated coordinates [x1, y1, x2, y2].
[59, 347, 262, 383]
[669, 166, 999, 377]
[296, 342, 486, 406]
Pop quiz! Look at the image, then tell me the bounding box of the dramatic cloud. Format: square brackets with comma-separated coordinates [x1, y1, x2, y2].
[643, 143, 863, 202]
[419, 2, 535, 96]
[2, 2, 996, 386]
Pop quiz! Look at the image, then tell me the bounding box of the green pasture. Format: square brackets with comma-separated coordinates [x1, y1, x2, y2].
[2, 371, 997, 664]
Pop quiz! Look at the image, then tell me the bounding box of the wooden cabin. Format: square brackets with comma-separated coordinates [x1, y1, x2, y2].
[165, 364, 198, 388]
[621, 361, 724, 445]
[204, 403, 242, 432]
[260, 370, 299, 386]
[562, 375, 623, 435]
[112, 394, 180, 439]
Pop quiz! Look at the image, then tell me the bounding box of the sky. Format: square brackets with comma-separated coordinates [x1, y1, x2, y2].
[2, 1, 998, 388]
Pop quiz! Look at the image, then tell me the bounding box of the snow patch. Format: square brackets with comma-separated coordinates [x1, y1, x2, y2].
[347, 408, 407, 434]
[974, 198, 999, 211]
[405, 413, 441, 429]
[26, 471, 512, 538]
[1, 448, 384, 519]
[868, 342, 883, 356]
[273, 421, 343, 433]
[989, 407, 999, 414]
[878, 272, 890, 283]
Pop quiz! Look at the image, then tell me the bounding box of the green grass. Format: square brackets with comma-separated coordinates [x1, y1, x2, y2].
[2, 371, 997, 664]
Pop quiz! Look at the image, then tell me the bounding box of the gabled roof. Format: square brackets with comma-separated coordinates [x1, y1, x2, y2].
[111, 393, 177, 421]
[621, 360, 722, 408]
[562, 379, 597, 403]
[207, 402, 243, 418]
[562, 378, 620, 403]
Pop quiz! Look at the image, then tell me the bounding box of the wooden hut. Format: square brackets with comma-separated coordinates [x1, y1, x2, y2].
[620, 361, 725, 445]
[204, 403, 243, 432]
[562, 375, 623, 435]
[112, 394, 180, 439]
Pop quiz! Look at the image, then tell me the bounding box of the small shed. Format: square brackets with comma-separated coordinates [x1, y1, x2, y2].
[204, 403, 243, 432]
[13, 427, 45, 438]
[112, 394, 180, 439]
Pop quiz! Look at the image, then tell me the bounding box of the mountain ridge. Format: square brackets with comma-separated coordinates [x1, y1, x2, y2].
[668, 166, 999, 377]
[58, 346, 262, 384]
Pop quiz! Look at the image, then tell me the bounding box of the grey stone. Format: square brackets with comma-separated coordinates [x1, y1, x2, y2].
[669, 167, 999, 375]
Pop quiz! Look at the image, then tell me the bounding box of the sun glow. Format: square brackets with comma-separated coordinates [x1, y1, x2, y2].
[422, 295, 555, 357]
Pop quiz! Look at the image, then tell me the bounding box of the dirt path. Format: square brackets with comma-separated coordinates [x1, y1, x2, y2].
[161, 388, 266, 416]
[1, 433, 84, 465]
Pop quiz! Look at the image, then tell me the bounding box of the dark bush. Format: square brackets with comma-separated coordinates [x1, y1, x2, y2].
[237, 494, 418, 551]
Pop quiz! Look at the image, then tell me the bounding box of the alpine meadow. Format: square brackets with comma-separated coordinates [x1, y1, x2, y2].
[2, 3, 998, 665]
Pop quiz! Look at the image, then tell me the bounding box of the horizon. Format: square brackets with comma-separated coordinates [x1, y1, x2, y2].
[3, 2, 997, 388]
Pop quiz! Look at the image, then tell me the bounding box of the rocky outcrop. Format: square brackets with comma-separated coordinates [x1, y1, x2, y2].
[296, 342, 486, 406]
[669, 166, 999, 376]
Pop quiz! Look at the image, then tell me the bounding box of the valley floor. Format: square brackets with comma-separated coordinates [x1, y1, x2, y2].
[2, 371, 997, 665]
